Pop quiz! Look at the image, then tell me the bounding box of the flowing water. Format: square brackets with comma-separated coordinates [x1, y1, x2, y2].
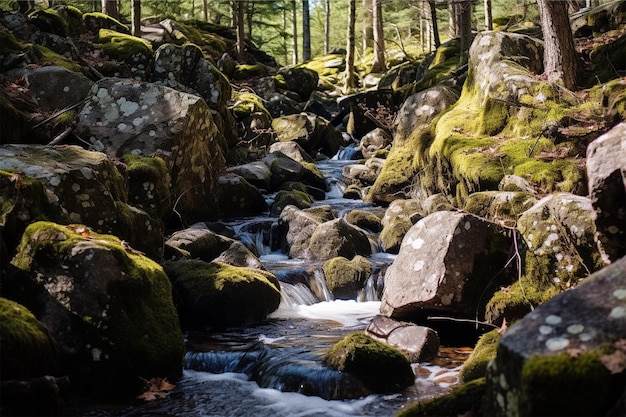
[80, 151, 469, 417]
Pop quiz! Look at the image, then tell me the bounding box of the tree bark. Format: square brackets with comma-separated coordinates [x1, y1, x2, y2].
[101, 0, 119, 20]
[537, 0, 578, 90]
[449, 0, 472, 64]
[484, 0, 493, 30]
[345, 0, 356, 93]
[362, 0, 373, 52]
[292, 0, 298, 64]
[235, 0, 246, 61]
[302, 0, 311, 61]
[203, 0, 208, 21]
[427, 0, 440, 49]
[324, 0, 331, 55]
[131, 0, 141, 37]
[370, 0, 386, 73]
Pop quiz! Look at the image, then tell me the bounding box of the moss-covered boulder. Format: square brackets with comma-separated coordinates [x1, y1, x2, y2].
[380, 199, 422, 254]
[485, 193, 607, 325]
[164, 222, 236, 262]
[307, 218, 373, 260]
[96, 29, 152, 79]
[323, 332, 414, 393]
[164, 259, 281, 327]
[83, 12, 129, 35]
[270, 188, 312, 215]
[342, 183, 362, 199]
[484, 256, 626, 417]
[459, 329, 500, 383]
[218, 174, 268, 218]
[271, 112, 345, 158]
[76, 78, 226, 224]
[10, 221, 184, 397]
[398, 377, 486, 417]
[0, 144, 162, 259]
[380, 211, 511, 329]
[464, 191, 538, 227]
[29, 8, 69, 37]
[121, 154, 171, 220]
[323, 255, 372, 300]
[366, 315, 439, 363]
[275, 67, 319, 101]
[275, 205, 333, 258]
[0, 297, 59, 380]
[345, 209, 383, 233]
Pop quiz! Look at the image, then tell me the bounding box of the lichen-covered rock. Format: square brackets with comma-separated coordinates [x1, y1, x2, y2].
[164, 259, 280, 327]
[366, 315, 439, 362]
[486, 193, 607, 325]
[271, 112, 344, 158]
[307, 218, 373, 260]
[459, 329, 500, 383]
[323, 332, 414, 393]
[274, 67, 319, 101]
[359, 128, 392, 159]
[10, 221, 184, 397]
[0, 144, 161, 259]
[218, 174, 268, 218]
[76, 78, 226, 223]
[120, 154, 171, 220]
[323, 256, 372, 300]
[380, 199, 422, 254]
[464, 191, 538, 227]
[96, 29, 153, 79]
[380, 211, 510, 322]
[0, 297, 59, 380]
[586, 122, 626, 263]
[484, 256, 626, 417]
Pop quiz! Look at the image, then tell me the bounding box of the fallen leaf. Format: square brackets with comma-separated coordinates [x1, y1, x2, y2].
[600, 350, 626, 374]
[566, 348, 583, 358]
[136, 377, 176, 401]
[497, 318, 508, 335]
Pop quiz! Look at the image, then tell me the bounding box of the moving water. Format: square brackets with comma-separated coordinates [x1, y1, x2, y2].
[81, 154, 466, 417]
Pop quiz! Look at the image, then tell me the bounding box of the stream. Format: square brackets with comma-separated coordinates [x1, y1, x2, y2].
[80, 153, 469, 417]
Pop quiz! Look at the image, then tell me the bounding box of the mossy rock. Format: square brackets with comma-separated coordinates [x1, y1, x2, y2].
[0, 297, 59, 380]
[121, 154, 171, 220]
[230, 91, 271, 121]
[233, 64, 268, 81]
[30, 44, 81, 72]
[323, 256, 372, 300]
[53, 5, 85, 37]
[271, 189, 312, 215]
[0, 27, 23, 56]
[307, 218, 372, 260]
[459, 329, 501, 383]
[345, 209, 383, 232]
[323, 332, 414, 393]
[343, 184, 362, 199]
[29, 8, 69, 37]
[464, 191, 538, 227]
[410, 39, 462, 93]
[83, 12, 130, 35]
[164, 259, 281, 327]
[589, 32, 626, 84]
[397, 377, 486, 417]
[97, 28, 152, 62]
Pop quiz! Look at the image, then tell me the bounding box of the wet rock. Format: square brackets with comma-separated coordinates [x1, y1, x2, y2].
[270, 188, 312, 215]
[586, 122, 626, 263]
[164, 259, 280, 327]
[164, 222, 239, 262]
[397, 377, 486, 417]
[225, 161, 272, 191]
[484, 256, 626, 417]
[76, 78, 226, 223]
[380, 211, 510, 322]
[380, 199, 422, 254]
[345, 209, 383, 233]
[213, 241, 264, 270]
[486, 193, 607, 325]
[323, 332, 415, 393]
[0, 375, 69, 417]
[307, 218, 373, 260]
[342, 184, 362, 200]
[323, 256, 372, 300]
[276, 205, 333, 258]
[10, 221, 184, 397]
[218, 174, 268, 218]
[271, 112, 344, 158]
[366, 315, 439, 362]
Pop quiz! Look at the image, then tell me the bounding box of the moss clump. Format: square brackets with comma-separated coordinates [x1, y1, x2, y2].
[83, 12, 129, 35]
[323, 256, 371, 300]
[0, 297, 59, 380]
[31, 44, 81, 72]
[411, 40, 462, 93]
[29, 8, 69, 37]
[120, 154, 171, 219]
[271, 189, 312, 215]
[485, 278, 560, 324]
[164, 259, 281, 327]
[230, 91, 271, 121]
[323, 332, 414, 393]
[232, 64, 268, 80]
[460, 330, 501, 383]
[345, 210, 382, 232]
[0, 27, 23, 55]
[97, 29, 152, 61]
[398, 377, 486, 417]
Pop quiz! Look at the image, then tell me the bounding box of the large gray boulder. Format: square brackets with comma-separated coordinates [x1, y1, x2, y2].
[366, 315, 439, 362]
[484, 256, 626, 417]
[586, 122, 626, 263]
[275, 205, 333, 258]
[76, 79, 227, 223]
[380, 211, 510, 320]
[307, 218, 373, 260]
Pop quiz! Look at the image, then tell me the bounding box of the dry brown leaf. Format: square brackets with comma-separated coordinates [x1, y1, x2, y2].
[600, 350, 626, 374]
[136, 377, 176, 401]
[566, 348, 583, 358]
[497, 318, 508, 335]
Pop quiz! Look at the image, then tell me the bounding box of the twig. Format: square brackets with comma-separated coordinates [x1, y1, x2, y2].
[47, 127, 73, 146]
[33, 98, 88, 128]
[427, 316, 499, 329]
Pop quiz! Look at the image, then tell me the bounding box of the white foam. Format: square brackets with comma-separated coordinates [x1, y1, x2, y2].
[270, 300, 381, 328]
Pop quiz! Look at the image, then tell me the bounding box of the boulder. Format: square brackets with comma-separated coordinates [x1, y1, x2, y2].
[359, 128, 392, 159]
[380, 199, 423, 254]
[323, 256, 372, 300]
[484, 256, 626, 417]
[217, 174, 268, 218]
[213, 241, 264, 270]
[0, 144, 162, 259]
[342, 184, 362, 200]
[164, 259, 281, 327]
[271, 112, 344, 158]
[76, 78, 227, 223]
[380, 211, 510, 322]
[83, 12, 130, 35]
[586, 122, 626, 263]
[225, 161, 272, 191]
[120, 154, 171, 220]
[164, 222, 236, 262]
[268, 141, 315, 163]
[344, 209, 383, 233]
[339, 90, 396, 140]
[10, 221, 184, 397]
[323, 332, 414, 393]
[464, 191, 538, 227]
[366, 315, 439, 362]
[275, 205, 334, 258]
[486, 193, 607, 325]
[270, 189, 312, 215]
[96, 29, 153, 80]
[275, 67, 319, 101]
[307, 218, 373, 260]
[264, 91, 303, 118]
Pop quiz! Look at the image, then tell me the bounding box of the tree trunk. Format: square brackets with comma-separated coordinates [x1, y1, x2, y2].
[427, 0, 440, 49]
[131, 0, 141, 37]
[101, 0, 119, 20]
[449, 0, 472, 64]
[484, 0, 493, 30]
[292, 0, 298, 64]
[235, 0, 246, 60]
[203, 0, 208, 21]
[302, 0, 311, 61]
[345, 0, 356, 93]
[324, 0, 331, 54]
[370, 0, 386, 73]
[246, 1, 253, 39]
[537, 0, 578, 89]
[362, 0, 373, 52]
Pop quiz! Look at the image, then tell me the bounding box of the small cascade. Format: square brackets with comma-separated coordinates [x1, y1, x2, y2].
[310, 269, 333, 302]
[277, 282, 319, 308]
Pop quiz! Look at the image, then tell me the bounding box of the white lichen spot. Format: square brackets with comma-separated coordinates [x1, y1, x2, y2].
[72, 183, 80, 192]
[96, 88, 109, 99]
[567, 324, 584, 334]
[539, 325, 553, 335]
[411, 238, 425, 250]
[545, 315, 562, 325]
[609, 306, 625, 319]
[499, 374, 508, 390]
[49, 175, 61, 186]
[149, 130, 156, 137]
[117, 122, 128, 131]
[496, 393, 505, 408]
[613, 289, 626, 300]
[132, 117, 144, 127]
[546, 337, 569, 351]
[413, 260, 425, 272]
[69, 212, 81, 222]
[91, 347, 102, 361]
[464, 221, 471, 230]
[80, 167, 94, 179]
[63, 86, 70, 92]
[579, 332, 594, 342]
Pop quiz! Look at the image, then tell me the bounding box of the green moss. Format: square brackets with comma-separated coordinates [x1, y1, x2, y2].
[323, 256, 371, 298]
[120, 154, 170, 219]
[486, 278, 560, 324]
[230, 91, 271, 121]
[460, 330, 501, 383]
[0, 27, 23, 55]
[97, 29, 152, 61]
[31, 44, 81, 72]
[271, 189, 312, 214]
[411, 40, 462, 93]
[83, 12, 129, 34]
[323, 332, 414, 393]
[29, 8, 69, 37]
[398, 377, 486, 417]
